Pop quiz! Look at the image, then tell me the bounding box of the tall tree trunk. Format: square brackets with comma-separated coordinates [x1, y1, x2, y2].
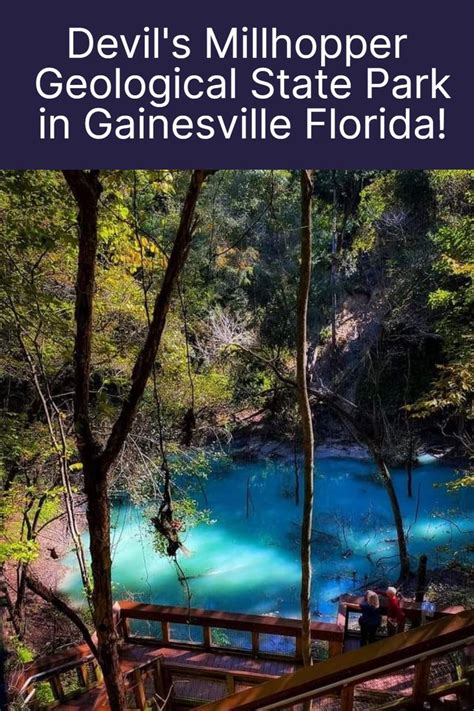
[83, 471, 123, 707]
[406, 439, 413, 499]
[64, 169, 213, 711]
[330, 182, 337, 351]
[13, 563, 27, 634]
[0, 565, 11, 711]
[64, 169, 127, 710]
[370, 447, 411, 580]
[297, 170, 315, 668]
[405, 350, 414, 498]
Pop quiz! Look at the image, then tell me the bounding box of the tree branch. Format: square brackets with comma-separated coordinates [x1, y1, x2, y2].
[25, 571, 98, 658]
[100, 169, 215, 473]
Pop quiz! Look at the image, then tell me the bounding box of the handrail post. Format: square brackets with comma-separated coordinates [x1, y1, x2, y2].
[344, 604, 350, 638]
[162, 620, 170, 643]
[203, 625, 212, 650]
[252, 630, 259, 657]
[49, 674, 65, 703]
[133, 667, 147, 710]
[415, 555, 428, 603]
[412, 657, 431, 708]
[295, 634, 303, 661]
[226, 673, 236, 695]
[153, 658, 166, 700]
[121, 615, 131, 642]
[414, 555, 428, 627]
[340, 683, 354, 711]
[77, 662, 89, 689]
[162, 664, 173, 702]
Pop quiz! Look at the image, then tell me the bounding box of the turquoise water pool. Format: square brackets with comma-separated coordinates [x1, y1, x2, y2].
[61, 455, 473, 621]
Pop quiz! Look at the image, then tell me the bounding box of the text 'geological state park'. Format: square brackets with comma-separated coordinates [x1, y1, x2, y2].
[35, 27, 452, 142]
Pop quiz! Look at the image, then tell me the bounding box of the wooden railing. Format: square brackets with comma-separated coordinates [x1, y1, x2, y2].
[16, 647, 101, 709]
[124, 656, 286, 710]
[116, 601, 345, 661]
[18, 603, 473, 710]
[15, 603, 343, 709]
[20, 656, 160, 711]
[196, 609, 474, 711]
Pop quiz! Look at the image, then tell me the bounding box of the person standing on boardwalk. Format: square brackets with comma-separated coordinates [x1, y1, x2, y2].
[377, 586, 406, 635]
[359, 590, 382, 646]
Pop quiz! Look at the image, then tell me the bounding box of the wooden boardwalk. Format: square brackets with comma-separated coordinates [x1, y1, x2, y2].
[21, 602, 472, 710]
[54, 642, 299, 710]
[148, 644, 298, 676]
[54, 641, 459, 709]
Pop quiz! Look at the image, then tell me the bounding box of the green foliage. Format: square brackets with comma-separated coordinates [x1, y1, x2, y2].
[409, 361, 474, 419]
[10, 636, 34, 663]
[425, 563, 474, 609]
[149, 497, 213, 558]
[210, 628, 232, 647]
[34, 682, 56, 708]
[0, 480, 62, 564]
[354, 174, 395, 251]
[0, 538, 38, 565]
[410, 172, 473, 423]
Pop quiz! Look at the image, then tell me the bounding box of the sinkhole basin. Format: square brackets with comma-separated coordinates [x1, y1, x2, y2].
[61, 455, 473, 622]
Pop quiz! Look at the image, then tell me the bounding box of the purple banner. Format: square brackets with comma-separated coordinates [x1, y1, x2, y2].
[0, 0, 472, 168]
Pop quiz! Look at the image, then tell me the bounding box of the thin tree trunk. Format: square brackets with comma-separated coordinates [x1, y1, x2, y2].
[3, 570, 21, 638]
[406, 439, 413, 499]
[0, 565, 11, 711]
[100, 170, 214, 472]
[405, 350, 414, 498]
[330, 182, 337, 350]
[370, 447, 411, 580]
[13, 563, 27, 634]
[233, 342, 412, 589]
[7, 302, 92, 603]
[297, 170, 315, 668]
[308, 388, 411, 583]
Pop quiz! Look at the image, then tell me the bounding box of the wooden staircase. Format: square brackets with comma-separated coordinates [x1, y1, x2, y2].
[197, 609, 474, 711]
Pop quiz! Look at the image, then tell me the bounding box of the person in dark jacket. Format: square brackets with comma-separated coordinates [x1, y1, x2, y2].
[359, 590, 382, 646]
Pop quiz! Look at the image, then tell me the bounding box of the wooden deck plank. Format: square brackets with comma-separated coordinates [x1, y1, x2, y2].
[54, 642, 297, 710]
[147, 644, 297, 675]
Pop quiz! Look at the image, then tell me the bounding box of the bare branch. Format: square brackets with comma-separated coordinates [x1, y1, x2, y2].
[25, 571, 98, 658]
